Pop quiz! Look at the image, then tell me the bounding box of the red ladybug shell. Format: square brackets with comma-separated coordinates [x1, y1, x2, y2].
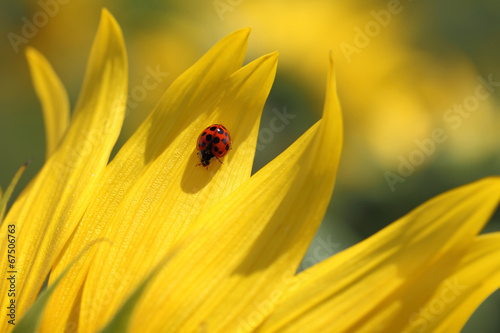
[196, 124, 232, 167]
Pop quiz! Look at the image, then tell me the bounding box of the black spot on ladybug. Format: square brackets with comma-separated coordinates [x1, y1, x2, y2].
[201, 142, 206, 147]
[222, 138, 227, 144]
[217, 128, 223, 134]
[213, 137, 220, 144]
[210, 126, 217, 131]
[201, 131, 206, 136]
[225, 132, 229, 137]
[205, 134, 212, 141]
[214, 146, 219, 152]
[226, 144, 229, 150]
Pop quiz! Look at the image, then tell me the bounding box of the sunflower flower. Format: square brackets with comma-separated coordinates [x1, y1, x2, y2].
[1, 8, 499, 333]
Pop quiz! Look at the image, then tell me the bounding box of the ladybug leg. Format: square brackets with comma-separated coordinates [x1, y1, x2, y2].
[196, 161, 210, 169]
[195, 162, 210, 170]
[215, 156, 224, 164]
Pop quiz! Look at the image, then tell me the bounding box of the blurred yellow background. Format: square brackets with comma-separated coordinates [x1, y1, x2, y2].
[1, 1, 499, 331]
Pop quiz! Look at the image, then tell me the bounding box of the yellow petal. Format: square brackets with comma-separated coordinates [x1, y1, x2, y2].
[98, 241, 182, 333]
[404, 233, 500, 333]
[13, 239, 105, 333]
[0, 161, 29, 224]
[43, 29, 261, 332]
[0, 9, 127, 331]
[26, 47, 70, 159]
[80, 51, 279, 333]
[256, 176, 500, 332]
[122, 54, 342, 332]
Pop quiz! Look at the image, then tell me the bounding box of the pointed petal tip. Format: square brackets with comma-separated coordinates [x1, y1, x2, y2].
[25, 47, 45, 66]
[251, 52, 279, 81]
[25, 46, 38, 59]
[238, 51, 278, 78]
[263, 51, 279, 63]
[233, 27, 251, 39]
[323, 52, 342, 123]
[328, 50, 335, 66]
[82, 7, 127, 85]
[327, 51, 337, 85]
[99, 8, 125, 43]
[317, 50, 343, 166]
[218, 28, 251, 48]
[328, 51, 338, 85]
[100, 8, 115, 22]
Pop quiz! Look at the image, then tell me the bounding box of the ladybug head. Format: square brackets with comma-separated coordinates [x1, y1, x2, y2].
[197, 150, 214, 167]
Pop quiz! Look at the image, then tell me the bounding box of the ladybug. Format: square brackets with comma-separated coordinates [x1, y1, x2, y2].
[196, 124, 232, 167]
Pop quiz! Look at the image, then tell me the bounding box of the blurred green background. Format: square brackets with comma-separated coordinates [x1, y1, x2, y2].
[1, 0, 499, 331]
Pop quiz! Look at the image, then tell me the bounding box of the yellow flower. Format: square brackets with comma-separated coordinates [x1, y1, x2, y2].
[1, 8, 500, 333]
